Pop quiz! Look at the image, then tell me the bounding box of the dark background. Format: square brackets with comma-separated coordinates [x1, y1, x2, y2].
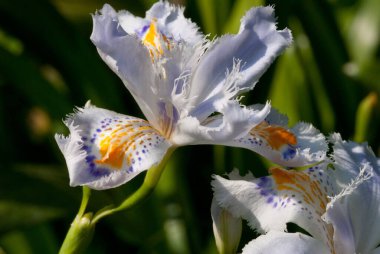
[0, 0, 379, 253]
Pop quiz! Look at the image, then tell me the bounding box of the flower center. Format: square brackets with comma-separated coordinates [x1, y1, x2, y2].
[158, 101, 179, 139]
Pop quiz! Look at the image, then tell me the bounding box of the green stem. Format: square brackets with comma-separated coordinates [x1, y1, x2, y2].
[59, 187, 94, 254]
[77, 186, 91, 217]
[92, 147, 175, 223]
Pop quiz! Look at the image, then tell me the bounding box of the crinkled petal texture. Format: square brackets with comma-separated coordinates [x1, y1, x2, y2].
[91, 3, 293, 149]
[213, 135, 380, 254]
[55, 103, 172, 190]
[224, 106, 327, 167]
[90, 2, 203, 131]
[144, 1, 202, 45]
[187, 6, 292, 119]
[212, 166, 336, 251]
[173, 6, 293, 146]
[171, 102, 271, 145]
[324, 134, 380, 254]
[242, 231, 330, 254]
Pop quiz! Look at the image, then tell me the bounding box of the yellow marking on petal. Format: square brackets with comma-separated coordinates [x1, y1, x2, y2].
[142, 19, 171, 59]
[95, 123, 159, 170]
[269, 167, 328, 215]
[266, 167, 335, 251]
[270, 168, 336, 252]
[251, 122, 297, 150]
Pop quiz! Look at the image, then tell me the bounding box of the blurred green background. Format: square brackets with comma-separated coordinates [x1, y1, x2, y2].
[0, 0, 379, 253]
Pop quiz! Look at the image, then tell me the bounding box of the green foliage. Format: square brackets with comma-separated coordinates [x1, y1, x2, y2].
[0, 0, 378, 253]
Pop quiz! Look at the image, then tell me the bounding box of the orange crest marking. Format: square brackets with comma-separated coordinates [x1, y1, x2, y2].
[269, 167, 335, 251]
[95, 123, 158, 170]
[251, 121, 297, 150]
[270, 167, 328, 211]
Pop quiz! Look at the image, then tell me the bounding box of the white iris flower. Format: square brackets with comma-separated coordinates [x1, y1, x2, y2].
[55, 1, 324, 190]
[212, 133, 380, 254]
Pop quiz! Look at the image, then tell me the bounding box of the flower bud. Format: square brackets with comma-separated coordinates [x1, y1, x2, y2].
[211, 198, 242, 254]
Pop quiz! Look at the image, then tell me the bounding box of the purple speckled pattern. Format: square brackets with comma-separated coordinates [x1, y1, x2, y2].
[80, 115, 166, 176]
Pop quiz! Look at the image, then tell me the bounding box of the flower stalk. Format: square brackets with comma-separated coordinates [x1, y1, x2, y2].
[59, 212, 95, 254]
[59, 187, 94, 254]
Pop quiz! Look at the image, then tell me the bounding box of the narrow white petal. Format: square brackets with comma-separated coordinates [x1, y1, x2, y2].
[242, 231, 329, 254]
[212, 167, 335, 250]
[55, 103, 172, 190]
[188, 6, 292, 111]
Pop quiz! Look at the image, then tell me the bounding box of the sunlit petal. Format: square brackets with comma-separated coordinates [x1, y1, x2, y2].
[212, 167, 335, 250]
[330, 133, 378, 185]
[324, 134, 380, 253]
[188, 6, 292, 115]
[242, 231, 329, 254]
[144, 1, 203, 45]
[171, 102, 270, 145]
[90, 3, 293, 153]
[55, 102, 172, 190]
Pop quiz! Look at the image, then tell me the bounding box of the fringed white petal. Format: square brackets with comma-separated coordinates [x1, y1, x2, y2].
[212, 167, 335, 251]
[330, 133, 379, 185]
[188, 6, 292, 112]
[90, 4, 207, 131]
[229, 106, 327, 167]
[145, 1, 203, 45]
[324, 134, 380, 253]
[171, 101, 270, 145]
[55, 103, 172, 190]
[324, 164, 374, 254]
[242, 231, 329, 254]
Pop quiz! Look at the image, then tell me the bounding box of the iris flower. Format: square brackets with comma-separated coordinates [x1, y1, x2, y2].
[212, 133, 380, 253]
[56, 1, 325, 190]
